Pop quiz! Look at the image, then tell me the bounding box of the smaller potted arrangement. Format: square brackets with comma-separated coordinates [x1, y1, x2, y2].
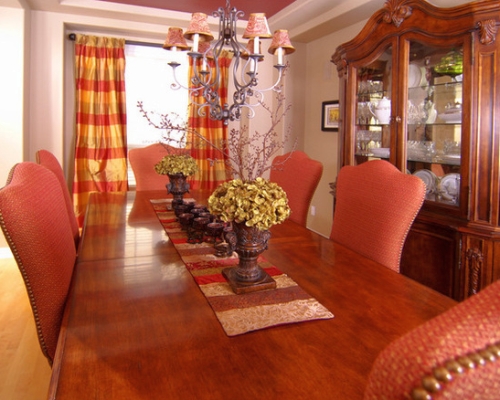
[155, 154, 198, 204]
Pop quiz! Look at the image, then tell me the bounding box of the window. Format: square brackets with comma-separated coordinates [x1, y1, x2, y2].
[124, 44, 189, 187]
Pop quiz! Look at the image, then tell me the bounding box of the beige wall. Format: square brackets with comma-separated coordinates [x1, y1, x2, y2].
[0, 6, 26, 185]
[0, 4, 29, 251]
[303, 20, 367, 237]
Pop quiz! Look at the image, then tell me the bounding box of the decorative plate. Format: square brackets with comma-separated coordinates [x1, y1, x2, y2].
[439, 173, 460, 202]
[413, 169, 437, 195]
[408, 63, 422, 88]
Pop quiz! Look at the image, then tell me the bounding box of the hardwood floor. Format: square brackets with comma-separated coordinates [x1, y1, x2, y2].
[0, 253, 51, 400]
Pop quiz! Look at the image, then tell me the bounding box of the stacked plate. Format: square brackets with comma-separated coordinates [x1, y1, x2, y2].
[370, 148, 390, 158]
[408, 63, 426, 88]
[438, 173, 460, 203]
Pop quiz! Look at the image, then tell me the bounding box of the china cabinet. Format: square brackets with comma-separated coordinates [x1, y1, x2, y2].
[332, 0, 500, 301]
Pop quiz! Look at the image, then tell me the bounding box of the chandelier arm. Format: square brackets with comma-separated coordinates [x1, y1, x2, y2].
[253, 65, 285, 94]
[168, 62, 190, 91]
[230, 104, 256, 121]
[238, 58, 253, 87]
[232, 55, 257, 90]
[190, 54, 213, 88]
[189, 91, 211, 107]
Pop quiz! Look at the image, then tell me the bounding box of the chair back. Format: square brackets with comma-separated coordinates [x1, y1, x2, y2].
[129, 143, 187, 191]
[363, 279, 500, 400]
[36, 149, 80, 247]
[270, 151, 323, 226]
[0, 162, 76, 366]
[330, 160, 425, 272]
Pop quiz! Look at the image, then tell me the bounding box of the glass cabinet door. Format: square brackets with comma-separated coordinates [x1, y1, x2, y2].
[406, 42, 463, 207]
[354, 45, 392, 161]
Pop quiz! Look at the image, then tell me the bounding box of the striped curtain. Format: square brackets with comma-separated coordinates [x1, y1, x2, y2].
[73, 34, 128, 226]
[188, 50, 233, 191]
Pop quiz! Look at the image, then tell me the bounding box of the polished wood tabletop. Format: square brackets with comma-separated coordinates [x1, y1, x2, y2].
[48, 190, 457, 400]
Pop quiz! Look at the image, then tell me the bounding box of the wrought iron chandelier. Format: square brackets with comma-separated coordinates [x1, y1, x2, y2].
[163, 0, 295, 125]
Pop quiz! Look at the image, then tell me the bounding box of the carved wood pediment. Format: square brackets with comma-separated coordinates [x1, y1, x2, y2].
[382, 0, 412, 28]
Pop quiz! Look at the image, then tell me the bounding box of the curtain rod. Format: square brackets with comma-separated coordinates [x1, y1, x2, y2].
[67, 33, 163, 48]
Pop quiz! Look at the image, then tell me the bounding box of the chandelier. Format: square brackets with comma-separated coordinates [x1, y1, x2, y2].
[162, 0, 295, 125]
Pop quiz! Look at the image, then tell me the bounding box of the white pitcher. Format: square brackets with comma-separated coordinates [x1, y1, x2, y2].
[369, 96, 391, 124]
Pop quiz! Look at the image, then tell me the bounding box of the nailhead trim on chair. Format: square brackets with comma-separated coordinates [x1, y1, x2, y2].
[410, 340, 500, 400]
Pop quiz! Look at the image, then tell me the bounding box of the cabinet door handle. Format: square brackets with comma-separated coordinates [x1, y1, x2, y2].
[394, 116, 402, 123]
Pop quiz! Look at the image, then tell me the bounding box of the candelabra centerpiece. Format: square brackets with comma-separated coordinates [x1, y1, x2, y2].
[163, 0, 295, 125]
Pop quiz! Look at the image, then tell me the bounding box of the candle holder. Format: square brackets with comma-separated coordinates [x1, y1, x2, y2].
[205, 222, 224, 244]
[178, 212, 194, 230]
[188, 217, 210, 244]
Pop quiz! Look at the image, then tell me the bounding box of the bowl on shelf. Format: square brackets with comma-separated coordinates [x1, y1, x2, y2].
[439, 102, 462, 123]
[434, 50, 463, 77]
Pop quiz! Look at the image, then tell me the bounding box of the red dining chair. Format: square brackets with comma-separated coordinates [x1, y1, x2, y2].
[36, 149, 80, 247]
[129, 143, 189, 191]
[270, 151, 323, 226]
[363, 278, 500, 400]
[0, 162, 77, 366]
[330, 160, 425, 272]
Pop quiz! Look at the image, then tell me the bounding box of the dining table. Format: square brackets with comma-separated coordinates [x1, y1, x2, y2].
[47, 189, 457, 400]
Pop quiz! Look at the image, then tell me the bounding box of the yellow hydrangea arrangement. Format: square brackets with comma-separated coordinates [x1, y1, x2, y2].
[208, 177, 291, 231]
[154, 154, 198, 176]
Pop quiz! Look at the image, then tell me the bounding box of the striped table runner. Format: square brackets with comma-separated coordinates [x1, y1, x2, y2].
[150, 198, 334, 336]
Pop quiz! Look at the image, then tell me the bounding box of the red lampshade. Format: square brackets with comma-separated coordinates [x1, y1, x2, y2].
[163, 27, 189, 50]
[184, 13, 214, 42]
[268, 29, 295, 55]
[243, 13, 272, 39]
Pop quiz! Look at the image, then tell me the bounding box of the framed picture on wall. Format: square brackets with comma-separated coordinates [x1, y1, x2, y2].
[321, 101, 339, 132]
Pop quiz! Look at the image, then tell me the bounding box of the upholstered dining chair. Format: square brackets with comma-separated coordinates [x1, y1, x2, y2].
[129, 143, 188, 191]
[36, 149, 80, 247]
[363, 278, 500, 400]
[330, 160, 425, 272]
[270, 151, 323, 226]
[0, 162, 77, 366]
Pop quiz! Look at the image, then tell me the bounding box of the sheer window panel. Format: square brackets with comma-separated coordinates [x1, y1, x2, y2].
[125, 44, 189, 188]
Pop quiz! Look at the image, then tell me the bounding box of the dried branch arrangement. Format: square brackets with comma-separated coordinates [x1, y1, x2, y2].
[137, 82, 295, 181]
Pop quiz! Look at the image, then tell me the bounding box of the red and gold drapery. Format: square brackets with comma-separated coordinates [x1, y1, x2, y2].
[188, 50, 233, 191]
[73, 34, 128, 226]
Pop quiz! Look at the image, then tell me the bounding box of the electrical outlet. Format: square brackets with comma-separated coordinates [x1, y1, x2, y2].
[310, 206, 316, 216]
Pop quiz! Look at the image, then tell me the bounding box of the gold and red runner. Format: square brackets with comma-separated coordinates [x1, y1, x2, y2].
[150, 198, 334, 336]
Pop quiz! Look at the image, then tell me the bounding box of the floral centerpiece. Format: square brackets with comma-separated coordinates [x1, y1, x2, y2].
[154, 154, 198, 204]
[208, 177, 290, 293]
[208, 177, 290, 231]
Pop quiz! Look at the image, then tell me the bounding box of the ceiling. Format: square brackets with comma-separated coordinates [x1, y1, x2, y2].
[96, 0, 297, 19]
[18, 0, 475, 43]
